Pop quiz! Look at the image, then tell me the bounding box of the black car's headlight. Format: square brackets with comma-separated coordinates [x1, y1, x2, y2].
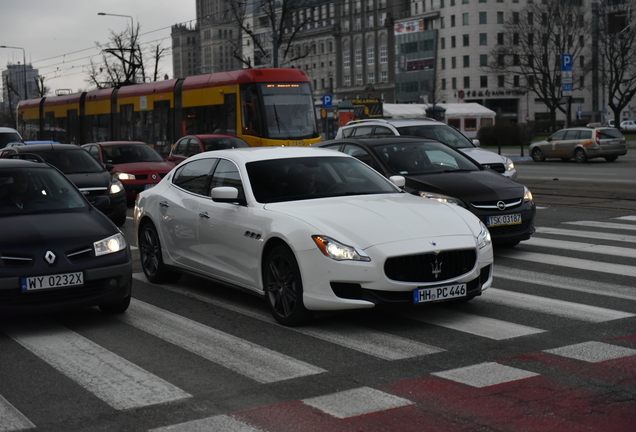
[94, 233, 127, 256]
[523, 186, 533, 202]
[312, 235, 371, 262]
[110, 178, 124, 194]
[418, 191, 466, 208]
[477, 221, 492, 250]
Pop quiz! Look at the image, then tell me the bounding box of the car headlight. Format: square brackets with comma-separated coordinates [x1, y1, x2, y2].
[312, 235, 371, 262]
[505, 157, 515, 172]
[110, 178, 124, 194]
[418, 191, 466, 208]
[477, 221, 492, 250]
[115, 172, 136, 181]
[94, 233, 127, 256]
[523, 185, 533, 202]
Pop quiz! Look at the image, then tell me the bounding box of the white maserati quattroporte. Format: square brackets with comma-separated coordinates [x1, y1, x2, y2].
[134, 146, 493, 325]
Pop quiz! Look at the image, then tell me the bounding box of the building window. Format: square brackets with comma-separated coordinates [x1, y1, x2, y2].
[513, 54, 520, 65]
[452, 56, 457, 68]
[442, 78, 447, 90]
[441, 37, 446, 49]
[463, 13, 469, 25]
[463, 34, 469, 46]
[497, 11, 504, 24]
[367, 47, 375, 65]
[480, 54, 488, 66]
[452, 77, 457, 89]
[380, 45, 388, 63]
[497, 33, 504, 44]
[480, 33, 487, 45]
[451, 15, 456, 27]
[464, 76, 470, 88]
[442, 58, 446, 69]
[381, 71, 388, 82]
[513, 33, 520, 45]
[345, 75, 351, 86]
[463, 55, 470, 67]
[479, 12, 487, 24]
[441, 17, 445, 28]
[498, 75, 504, 87]
[513, 75, 519, 87]
[344, 51, 350, 68]
[356, 74, 363, 85]
[512, 12, 519, 24]
[480, 75, 488, 87]
[451, 36, 456, 48]
[368, 72, 375, 84]
[355, 49, 362, 66]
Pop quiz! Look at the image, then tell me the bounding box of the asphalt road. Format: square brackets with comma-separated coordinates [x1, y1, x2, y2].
[1, 152, 635, 432]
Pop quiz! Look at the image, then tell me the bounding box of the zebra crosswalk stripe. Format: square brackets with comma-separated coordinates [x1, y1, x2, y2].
[535, 226, 636, 243]
[522, 236, 636, 259]
[565, 220, 636, 231]
[0, 394, 36, 432]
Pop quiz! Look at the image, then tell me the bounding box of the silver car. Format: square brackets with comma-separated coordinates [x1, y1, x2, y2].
[529, 127, 627, 163]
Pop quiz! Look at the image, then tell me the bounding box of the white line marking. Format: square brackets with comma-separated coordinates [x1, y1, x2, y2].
[433, 362, 539, 388]
[545, 341, 636, 363]
[0, 394, 36, 432]
[1, 320, 191, 410]
[494, 267, 636, 301]
[303, 387, 413, 419]
[119, 300, 325, 383]
[522, 236, 636, 259]
[149, 415, 264, 432]
[565, 220, 636, 231]
[133, 273, 445, 360]
[400, 308, 545, 340]
[535, 226, 636, 243]
[483, 288, 634, 322]
[495, 250, 636, 278]
[614, 216, 636, 222]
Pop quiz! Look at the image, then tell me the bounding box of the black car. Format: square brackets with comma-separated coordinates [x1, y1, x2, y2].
[0, 144, 128, 226]
[316, 136, 535, 246]
[0, 156, 132, 315]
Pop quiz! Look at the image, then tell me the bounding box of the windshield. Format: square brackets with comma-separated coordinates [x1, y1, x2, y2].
[0, 166, 87, 216]
[36, 149, 107, 174]
[396, 124, 475, 149]
[259, 83, 319, 140]
[200, 137, 249, 151]
[246, 156, 398, 203]
[103, 144, 165, 164]
[0, 132, 23, 149]
[373, 141, 481, 175]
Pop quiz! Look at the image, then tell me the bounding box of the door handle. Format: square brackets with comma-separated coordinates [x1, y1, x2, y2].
[199, 212, 210, 219]
[159, 201, 169, 208]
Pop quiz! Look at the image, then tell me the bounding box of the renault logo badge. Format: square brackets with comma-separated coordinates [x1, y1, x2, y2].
[44, 251, 57, 265]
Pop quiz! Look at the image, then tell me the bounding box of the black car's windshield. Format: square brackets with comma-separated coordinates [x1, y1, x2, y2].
[36, 149, 107, 174]
[396, 124, 475, 149]
[0, 167, 87, 216]
[246, 156, 398, 203]
[373, 141, 481, 176]
[104, 144, 166, 164]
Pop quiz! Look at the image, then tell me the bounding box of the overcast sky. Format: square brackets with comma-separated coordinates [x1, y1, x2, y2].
[0, 0, 195, 95]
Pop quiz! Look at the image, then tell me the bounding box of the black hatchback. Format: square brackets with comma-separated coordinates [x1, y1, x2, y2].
[0, 144, 128, 226]
[316, 136, 536, 246]
[0, 156, 132, 315]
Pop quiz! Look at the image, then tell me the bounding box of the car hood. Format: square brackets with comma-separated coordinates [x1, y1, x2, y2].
[265, 193, 477, 250]
[113, 161, 175, 174]
[458, 147, 507, 164]
[65, 171, 111, 189]
[404, 170, 523, 202]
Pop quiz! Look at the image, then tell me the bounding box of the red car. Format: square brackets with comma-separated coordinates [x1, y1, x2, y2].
[166, 134, 250, 165]
[82, 141, 175, 200]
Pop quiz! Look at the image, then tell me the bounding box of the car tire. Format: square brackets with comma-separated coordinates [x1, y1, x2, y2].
[263, 245, 311, 326]
[605, 156, 618, 162]
[574, 148, 587, 163]
[531, 148, 545, 162]
[138, 221, 181, 284]
[99, 289, 131, 314]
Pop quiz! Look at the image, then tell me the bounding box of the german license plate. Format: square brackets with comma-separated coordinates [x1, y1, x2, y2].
[413, 283, 466, 304]
[21, 272, 84, 291]
[487, 213, 522, 227]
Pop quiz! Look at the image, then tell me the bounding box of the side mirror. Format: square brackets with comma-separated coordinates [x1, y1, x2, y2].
[472, 139, 481, 147]
[389, 175, 406, 188]
[211, 186, 241, 203]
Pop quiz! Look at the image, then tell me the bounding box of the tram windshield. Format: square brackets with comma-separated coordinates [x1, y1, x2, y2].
[257, 83, 318, 141]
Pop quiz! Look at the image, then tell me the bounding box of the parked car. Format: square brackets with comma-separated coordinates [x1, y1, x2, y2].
[82, 141, 175, 201]
[134, 146, 494, 325]
[0, 155, 132, 315]
[316, 136, 535, 247]
[0, 127, 23, 150]
[529, 127, 627, 163]
[334, 118, 517, 179]
[619, 120, 636, 132]
[166, 134, 250, 165]
[0, 144, 128, 226]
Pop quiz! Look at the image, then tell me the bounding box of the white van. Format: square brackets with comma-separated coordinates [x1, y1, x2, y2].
[0, 127, 24, 150]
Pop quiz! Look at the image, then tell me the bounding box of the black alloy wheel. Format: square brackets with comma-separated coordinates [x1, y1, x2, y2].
[139, 222, 181, 284]
[574, 148, 587, 163]
[263, 245, 311, 326]
[531, 147, 545, 162]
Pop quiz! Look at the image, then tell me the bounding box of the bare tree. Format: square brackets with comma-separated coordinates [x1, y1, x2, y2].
[485, 1, 590, 130]
[86, 24, 167, 88]
[597, 0, 636, 126]
[227, 0, 320, 68]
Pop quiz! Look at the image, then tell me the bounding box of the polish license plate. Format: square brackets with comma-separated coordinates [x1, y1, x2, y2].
[487, 213, 522, 227]
[413, 283, 466, 304]
[21, 272, 84, 291]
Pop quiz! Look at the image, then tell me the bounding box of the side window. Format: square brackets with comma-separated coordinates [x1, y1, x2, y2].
[550, 130, 567, 141]
[210, 159, 243, 197]
[373, 126, 395, 136]
[578, 130, 592, 140]
[86, 146, 101, 162]
[172, 139, 187, 156]
[351, 126, 374, 136]
[342, 144, 381, 171]
[564, 130, 579, 140]
[186, 139, 201, 157]
[342, 128, 355, 138]
[172, 159, 217, 195]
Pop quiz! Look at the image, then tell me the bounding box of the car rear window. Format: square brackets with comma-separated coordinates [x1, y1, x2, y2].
[598, 129, 624, 139]
[578, 130, 592, 139]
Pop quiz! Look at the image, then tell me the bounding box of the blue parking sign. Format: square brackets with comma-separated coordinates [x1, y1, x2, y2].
[322, 95, 333, 108]
[561, 54, 572, 72]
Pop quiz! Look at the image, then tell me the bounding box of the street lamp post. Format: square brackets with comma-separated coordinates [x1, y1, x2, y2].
[98, 12, 137, 84]
[0, 45, 28, 100]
